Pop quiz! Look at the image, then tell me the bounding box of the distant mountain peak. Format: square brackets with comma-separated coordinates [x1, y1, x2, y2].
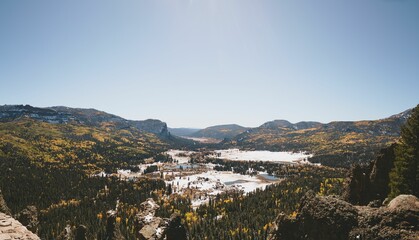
[260, 120, 293, 129]
[259, 120, 322, 130]
[188, 124, 249, 140]
[388, 108, 412, 121]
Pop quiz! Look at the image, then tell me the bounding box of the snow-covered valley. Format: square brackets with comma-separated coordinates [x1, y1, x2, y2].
[113, 149, 313, 208]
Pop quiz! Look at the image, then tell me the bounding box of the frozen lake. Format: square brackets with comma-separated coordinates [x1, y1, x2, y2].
[166, 170, 277, 207]
[213, 149, 311, 163]
[160, 149, 312, 207]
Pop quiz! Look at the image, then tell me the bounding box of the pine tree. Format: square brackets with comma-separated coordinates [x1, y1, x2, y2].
[389, 104, 419, 198]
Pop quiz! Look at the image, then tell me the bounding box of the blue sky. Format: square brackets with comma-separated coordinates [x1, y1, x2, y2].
[1, 0, 418, 128]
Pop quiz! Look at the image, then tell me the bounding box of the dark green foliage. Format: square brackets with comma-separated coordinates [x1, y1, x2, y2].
[389, 104, 419, 198]
[144, 165, 158, 174]
[190, 124, 248, 139]
[0, 154, 166, 239]
[156, 166, 345, 240]
[344, 164, 373, 205]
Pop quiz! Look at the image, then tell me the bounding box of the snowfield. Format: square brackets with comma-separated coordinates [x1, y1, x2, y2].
[168, 171, 272, 194]
[213, 149, 312, 163]
[166, 170, 276, 207]
[112, 149, 311, 208]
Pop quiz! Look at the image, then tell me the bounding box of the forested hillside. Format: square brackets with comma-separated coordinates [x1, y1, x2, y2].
[189, 124, 249, 140]
[0, 118, 167, 172]
[224, 110, 411, 167]
[0, 105, 415, 239]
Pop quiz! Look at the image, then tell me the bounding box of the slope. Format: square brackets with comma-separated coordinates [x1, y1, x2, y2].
[189, 124, 248, 140]
[224, 109, 412, 167]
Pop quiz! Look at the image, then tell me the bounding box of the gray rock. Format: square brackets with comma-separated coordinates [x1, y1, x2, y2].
[387, 195, 419, 212]
[135, 198, 188, 240]
[0, 212, 40, 240]
[269, 192, 419, 240]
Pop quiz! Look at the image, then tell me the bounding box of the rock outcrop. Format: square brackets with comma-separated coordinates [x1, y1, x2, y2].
[135, 199, 166, 240]
[369, 144, 396, 200]
[135, 198, 188, 240]
[268, 192, 419, 240]
[0, 105, 171, 137]
[0, 212, 40, 240]
[343, 164, 373, 205]
[343, 144, 396, 205]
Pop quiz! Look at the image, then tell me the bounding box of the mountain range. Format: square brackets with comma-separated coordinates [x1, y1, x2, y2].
[170, 124, 249, 140]
[223, 110, 412, 166]
[0, 105, 169, 137]
[0, 104, 413, 167]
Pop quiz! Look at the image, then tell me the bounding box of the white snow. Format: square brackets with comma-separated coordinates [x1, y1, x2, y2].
[117, 169, 131, 175]
[156, 227, 163, 238]
[144, 213, 153, 223]
[196, 171, 270, 193]
[167, 170, 276, 207]
[213, 149, 311, 163]
[147, 199, 157, 209]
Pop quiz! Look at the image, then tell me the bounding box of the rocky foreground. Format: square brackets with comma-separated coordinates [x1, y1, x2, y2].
[0, 193, 188, 240]
[268, 192, 419, 240]
[0, 212, 40, 240]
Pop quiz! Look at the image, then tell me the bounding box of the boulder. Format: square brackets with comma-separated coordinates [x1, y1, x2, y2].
[135, 198, 188, 240]
[135, 199, 165, 240]
[269, 192, 419, 240]
[297, 191, 358, 240]
[387, 195, 419, 212]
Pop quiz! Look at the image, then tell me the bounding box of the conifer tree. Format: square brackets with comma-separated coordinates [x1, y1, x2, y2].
[389, 104, 419, 198]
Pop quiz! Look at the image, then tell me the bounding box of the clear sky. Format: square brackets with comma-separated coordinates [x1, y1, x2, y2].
[1, 0, 418, 128]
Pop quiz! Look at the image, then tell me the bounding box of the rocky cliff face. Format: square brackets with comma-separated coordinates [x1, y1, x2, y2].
[0, 105, 170, 137]
[0, 212, 40, 240]
[0, 191, 41, 239]
[268, 192, 419, 240]
[135, 198, 188, 240]
[343, 144, 396, 205]
[132, 119, 170, 137]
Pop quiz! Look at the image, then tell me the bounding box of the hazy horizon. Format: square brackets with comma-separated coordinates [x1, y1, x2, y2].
[1, 1, 418, 128]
